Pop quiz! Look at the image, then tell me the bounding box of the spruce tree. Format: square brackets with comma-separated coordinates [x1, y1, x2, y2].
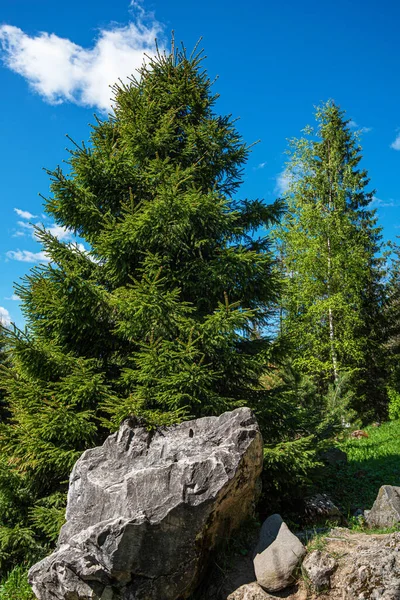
[0, 45, 282, 570]
[273, 101, 387, 418]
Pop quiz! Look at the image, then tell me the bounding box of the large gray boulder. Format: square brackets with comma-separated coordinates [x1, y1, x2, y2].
[253, 514, 306, 592]
[29, 407, 263, 600]
[366, 485, 400, 528]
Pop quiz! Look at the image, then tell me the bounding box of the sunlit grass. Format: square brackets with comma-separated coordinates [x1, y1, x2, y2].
[323, 419, 400, 514]
[0, 566, 34, 600]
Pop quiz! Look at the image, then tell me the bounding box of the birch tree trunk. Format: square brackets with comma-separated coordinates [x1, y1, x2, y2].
[327, 236, 339, 382]
[327, 140, 339, 383]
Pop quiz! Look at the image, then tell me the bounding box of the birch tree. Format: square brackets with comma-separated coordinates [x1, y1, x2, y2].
[274, 101, 386, 415]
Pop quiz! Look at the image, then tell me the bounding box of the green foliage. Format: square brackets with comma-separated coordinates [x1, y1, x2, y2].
[273, 101, 388, 418]
[259, 364, 349, 511]
[28, 493, 66, 543]
[387, 387, 400, 421]
[0, 43, 282, 573]
[1, 45, 391, 582]
[0, 456, 45, 575]
[347, 515, 400, 534]
[263, 435, 321, 498]
[0, 566, 35, 600]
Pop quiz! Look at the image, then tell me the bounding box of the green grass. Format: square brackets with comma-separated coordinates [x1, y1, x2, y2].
[322, 419, 400, 515]
[0, 566, 35, 600]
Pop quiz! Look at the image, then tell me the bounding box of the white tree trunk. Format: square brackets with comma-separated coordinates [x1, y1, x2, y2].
[327, 236, 339, 383]
[326, 140, 339, 383]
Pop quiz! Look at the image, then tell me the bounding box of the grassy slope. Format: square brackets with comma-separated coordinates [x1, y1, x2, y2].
[323, 419, 400, 514]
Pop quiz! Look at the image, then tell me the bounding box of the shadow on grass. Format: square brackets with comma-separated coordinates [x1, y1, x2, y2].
[321, 452, 400, 514]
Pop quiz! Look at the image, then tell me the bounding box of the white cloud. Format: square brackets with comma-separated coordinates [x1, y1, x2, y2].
[46, 224, 72, 241]
[13, 217, 73, 241]
[6, 249, 50, 263]
[275, 171, 291, 195]
[391, 134, 400, 151]
[14, 208, 36, 219]
[349, 120, 372, 134]
[9, 211, 78, 262]
[129, 0, 146, 16]
[369, 195, 398, 208]
[0, 17, 164, 111]
[0, 307, 11, 326]
[5, 294, 20, 301]
[17, 220, 34, 230]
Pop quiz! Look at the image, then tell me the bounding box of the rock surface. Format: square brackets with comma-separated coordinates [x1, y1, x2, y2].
[253, 514, 306, 592]
[309, 528, 400, 599]
[29, 407, 263, 600]
[226, 582, 272, 599]
[303, 494, 342, 525]
[302, 550, 337, 592]
[366, 485, 400, 528]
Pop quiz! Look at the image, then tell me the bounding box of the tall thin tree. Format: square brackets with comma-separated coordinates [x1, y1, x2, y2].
[274, 101, 387, 417]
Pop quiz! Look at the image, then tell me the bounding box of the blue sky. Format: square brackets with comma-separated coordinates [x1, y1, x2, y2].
[0, 0, 399, 327]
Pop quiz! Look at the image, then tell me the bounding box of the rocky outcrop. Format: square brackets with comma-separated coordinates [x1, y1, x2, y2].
[366, 485, 400, 528]
[253, 515, 306, 592]
[29, 407, 263, 600]
[305, 528, 400, 599]
[226, 582, 271, 599]
[302, 550, 337, 592]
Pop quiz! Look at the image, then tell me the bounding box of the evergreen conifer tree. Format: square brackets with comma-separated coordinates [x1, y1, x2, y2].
[0, 44, 283, 570]
[273, 101, 387, 418]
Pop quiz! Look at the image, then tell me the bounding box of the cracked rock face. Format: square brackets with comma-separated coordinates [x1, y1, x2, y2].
[29, 407, 263, 600]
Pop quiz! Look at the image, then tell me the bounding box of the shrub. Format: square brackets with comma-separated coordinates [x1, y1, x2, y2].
[387, 386, 400, 420]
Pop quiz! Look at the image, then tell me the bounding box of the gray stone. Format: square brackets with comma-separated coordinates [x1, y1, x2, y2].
[29, 407, 263, 600]
[226, 582, 271, 599]
[366, 485, 400, 528]
[302, 550, 337, 591]
[303, 493, 342, 524]
[253, 514, 306, 592]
